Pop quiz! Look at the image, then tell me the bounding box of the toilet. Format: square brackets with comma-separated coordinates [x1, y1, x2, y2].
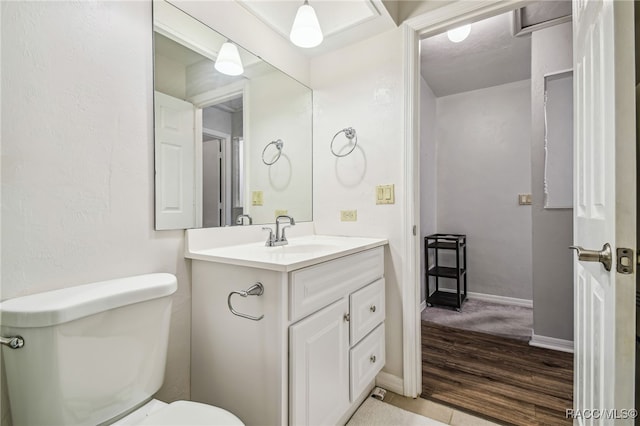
[0, 273, 243, 426]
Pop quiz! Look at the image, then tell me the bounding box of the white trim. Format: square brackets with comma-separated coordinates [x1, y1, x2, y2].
[433, 288, 533, 307]
[401, 23, 421, 399]
[467, 291, 533, 308]
[402, 0, 530, 399]
[190, 81, 245, 109]
[375, 371, 404, 395]
[420, 300, 427, 312]
[530, 333, 574, 353]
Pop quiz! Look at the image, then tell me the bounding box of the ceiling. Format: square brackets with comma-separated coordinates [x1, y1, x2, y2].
[420, 12, 532, 98]
[236, 0, 397, 55]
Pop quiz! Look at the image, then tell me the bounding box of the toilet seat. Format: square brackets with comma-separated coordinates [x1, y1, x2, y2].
[137, 401, 244, 426]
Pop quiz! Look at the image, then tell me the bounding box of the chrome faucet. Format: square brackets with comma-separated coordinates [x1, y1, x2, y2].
[263, 215, 295, 247]
[236, 214, 253, 226]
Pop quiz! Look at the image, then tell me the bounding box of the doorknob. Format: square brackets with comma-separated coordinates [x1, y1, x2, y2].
[569, 243, 612, 271]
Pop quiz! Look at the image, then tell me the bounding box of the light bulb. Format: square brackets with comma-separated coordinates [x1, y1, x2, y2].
[290, 1, 323, 48]
[447, 24, 471, 43]
[215, 42, 244, 76]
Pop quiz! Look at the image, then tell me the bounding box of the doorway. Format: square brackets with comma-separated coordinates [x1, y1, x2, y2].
[412, 3, 575, 424]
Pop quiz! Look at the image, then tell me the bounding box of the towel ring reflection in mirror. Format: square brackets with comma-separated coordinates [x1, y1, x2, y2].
[262, 139, 284, 165]
[330, 127, 358, 157]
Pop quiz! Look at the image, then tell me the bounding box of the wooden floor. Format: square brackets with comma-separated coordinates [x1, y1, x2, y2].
[421, 321, 573, 426]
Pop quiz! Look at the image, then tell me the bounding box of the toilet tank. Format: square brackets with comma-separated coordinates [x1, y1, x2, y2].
[0, 273, 178, 426]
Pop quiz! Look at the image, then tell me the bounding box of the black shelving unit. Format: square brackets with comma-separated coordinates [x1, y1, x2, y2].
[425, 234, 467, 311]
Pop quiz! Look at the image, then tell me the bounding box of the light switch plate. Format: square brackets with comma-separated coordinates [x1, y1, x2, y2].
[275, 209, 288, 217]
[518, 193, 532, 205]
[252, 191, 263, 206]
[376, 184, 395, 204]
[341, 210, 357, 222]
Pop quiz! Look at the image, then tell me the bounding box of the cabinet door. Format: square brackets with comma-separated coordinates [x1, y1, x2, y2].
[290, 298, 350, 426]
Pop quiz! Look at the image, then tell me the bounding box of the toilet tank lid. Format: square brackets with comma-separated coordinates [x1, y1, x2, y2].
[0, 273, 177, 328]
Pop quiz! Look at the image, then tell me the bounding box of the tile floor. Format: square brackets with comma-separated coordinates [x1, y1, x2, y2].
[383, 391, 504, 426]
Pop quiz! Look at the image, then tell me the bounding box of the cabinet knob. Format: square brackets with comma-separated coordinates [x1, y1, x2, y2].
[370, 355, 376, 363]
[370, 305, 376, 313]
[344, 313, 350, 322]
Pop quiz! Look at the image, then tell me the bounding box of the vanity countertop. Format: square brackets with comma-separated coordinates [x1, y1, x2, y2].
[185, 234, 388, 272]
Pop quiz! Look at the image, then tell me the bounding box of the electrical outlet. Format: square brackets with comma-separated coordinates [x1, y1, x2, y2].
[275, 209, 288, 217]
[340, 210, 357, 222]
[252, 191, 263, 206]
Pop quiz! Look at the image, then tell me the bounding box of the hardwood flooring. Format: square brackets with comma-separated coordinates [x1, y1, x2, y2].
[421, 321, 573, 426]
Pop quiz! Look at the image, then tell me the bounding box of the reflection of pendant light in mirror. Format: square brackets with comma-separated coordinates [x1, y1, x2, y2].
[215, 41, 244, 76]
[447, 24, 471, 43]
[290, 0, 323, 48]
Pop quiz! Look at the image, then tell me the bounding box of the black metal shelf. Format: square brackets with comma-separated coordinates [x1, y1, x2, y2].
[428, 266, 467, 279]
[427, 290, 467, 307]
[425, 234, 467, 311]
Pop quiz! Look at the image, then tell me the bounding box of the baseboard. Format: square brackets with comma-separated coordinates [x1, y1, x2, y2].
[375, 371, 404, 395]
[420, 300, 426, 312]
[467, 291, 533, 308]
[434, 288, 533, 308]
[530, 333, 574, 353]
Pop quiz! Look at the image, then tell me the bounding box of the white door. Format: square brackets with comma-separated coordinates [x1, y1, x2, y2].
[154, 91, 195, 230]
[572, 0, 635, 423]
[290, 299, 350, 426]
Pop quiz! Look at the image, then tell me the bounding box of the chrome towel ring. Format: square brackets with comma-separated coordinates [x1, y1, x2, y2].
[330, 127, 357, 157]
[227, 282, 264, 321]
[262, 139, 283, 165]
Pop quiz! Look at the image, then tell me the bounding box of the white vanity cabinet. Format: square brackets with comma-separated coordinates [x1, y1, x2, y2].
[288, 248, 385, 425]
[190, 243, 386, 426]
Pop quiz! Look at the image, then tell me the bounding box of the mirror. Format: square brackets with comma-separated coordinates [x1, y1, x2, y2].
[153, 0, 313, 230]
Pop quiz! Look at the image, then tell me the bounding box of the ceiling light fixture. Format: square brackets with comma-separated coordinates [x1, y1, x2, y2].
[290, 0, 323, 48]
[214, 41, 244, 76]
[447, 24, 471, 43]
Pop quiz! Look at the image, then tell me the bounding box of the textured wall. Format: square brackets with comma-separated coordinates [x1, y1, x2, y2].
[1, 2, 191, 425]
[435, 80, 533, 300]
[419, 76, 438, 303]
[531, 22, 574, 341]
[311, 28, 405, 381]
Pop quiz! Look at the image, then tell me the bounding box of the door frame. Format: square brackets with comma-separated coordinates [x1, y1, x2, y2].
[401, 0, 529, 397]
[200, 127, 232, 227]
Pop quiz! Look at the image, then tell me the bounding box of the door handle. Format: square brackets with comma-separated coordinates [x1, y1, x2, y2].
[569, 243, 612, 271]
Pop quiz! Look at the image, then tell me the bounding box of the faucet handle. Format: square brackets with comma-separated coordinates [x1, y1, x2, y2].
[262, 227, 275, 246]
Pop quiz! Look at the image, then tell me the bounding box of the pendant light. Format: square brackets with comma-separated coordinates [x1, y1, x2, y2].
[447, 24, 471, 43]
[289, 0, 323, 48]
[215, 41, 244, 76]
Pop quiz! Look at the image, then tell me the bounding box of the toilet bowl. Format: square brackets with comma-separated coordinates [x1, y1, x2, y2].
[0, 273, 244, 426]
[114, 400, 243, 425]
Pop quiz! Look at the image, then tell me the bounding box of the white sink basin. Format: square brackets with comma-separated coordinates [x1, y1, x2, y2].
[185, 235, 388, 271]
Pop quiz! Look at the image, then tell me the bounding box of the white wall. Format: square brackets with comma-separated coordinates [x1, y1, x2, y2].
[531, 22, 573, 341]
[1, 2, 190, 425]
[1, 2, 310, 425]
[434, 80, 533, 300]
[155, 53, 187, 99]
[419, 76, 438, 303]
[246, 70, 313, 224]
[311, 28, 405, 381]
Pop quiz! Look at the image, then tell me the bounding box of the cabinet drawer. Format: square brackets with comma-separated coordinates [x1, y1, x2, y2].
[350, 324, 385, 402]
[350, 278, 385, 346]
[290, 247, 383, 322]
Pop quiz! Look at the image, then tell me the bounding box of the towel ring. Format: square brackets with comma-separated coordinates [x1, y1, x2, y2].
[262, 139, 283, 165]
[330, 127, 357, 157]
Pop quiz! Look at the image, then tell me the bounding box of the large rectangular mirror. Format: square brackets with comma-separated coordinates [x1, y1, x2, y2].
[153, 0, 313, 230]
